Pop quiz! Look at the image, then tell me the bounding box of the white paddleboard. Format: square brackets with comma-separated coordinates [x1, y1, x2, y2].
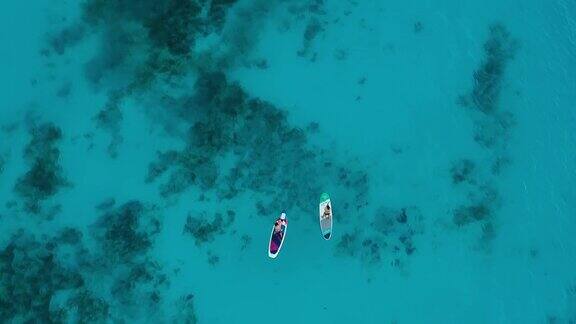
[319, 193, 333, 240]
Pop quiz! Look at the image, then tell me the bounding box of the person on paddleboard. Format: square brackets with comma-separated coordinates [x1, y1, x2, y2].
[322, 204, 332, 220]
[274, 213, 287, 234]
[269, 212, 288, 258]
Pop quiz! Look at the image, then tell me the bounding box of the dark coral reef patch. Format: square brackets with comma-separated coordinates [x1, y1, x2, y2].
[145, 0, 202, 56]
[450, 159, 476, 185]
[92, 200, 161, 262]
[335, 207, 424, 267]
[335, 230, 361, 258]
[458, 24, 519, 149]
[448, 158, 504, 240]
[146, 72, 370, 218]
[469, 24, 519, 115]
[298, 17, 324, 58]
[0, 199, 180, 322]
[450, 169, 502, 248]
[65, 289, 110, 323]
[449, 24, 519, 246]
[75, 0, 271, 158]
[183, 211, 235, 246]
[0, 231, 85, 322]
[173, 293, 198, 324]
[77, 0, 246, 92]
[452, 184, 500, 225]
[13, 122, 70, 214]
[67, 0, 246, 157]
[89, 201, 170, 318]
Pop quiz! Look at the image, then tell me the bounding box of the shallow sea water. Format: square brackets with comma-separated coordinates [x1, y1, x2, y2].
[1, 0, 575, 323]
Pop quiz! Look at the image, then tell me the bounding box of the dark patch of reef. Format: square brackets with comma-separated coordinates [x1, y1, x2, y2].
[0, 200, 200, 322]
[65, 289, 110, 323]
[451, 182, 500, 228]
[0, 231, 84, 322]
[173, 293, 198, 324]
[154, 150, 219, 198]
[449, 24, 519, 248]
[91, 200, 161, 262]
[91, 202, 169, 315]
[450, 159, 476, 185]
[46, 0, 328, 161]
[109, 260, 168, 308]
[468, 24, 518, 114]
[290, 0, 327, 61]
[76, 0, 248, 87]
[13, 122, 70, 215]
[0, 229, 113, 323]
[335, 207, 424, 268]
[449, 157, 502, 247]
[146, 72, 370, 220]
[448, 156, 505, 247]
[145, 0, 202, 57]
[57, 227, 84, 245]
[60, 0, 278, 158]
[54, 0, 203, 156]
[458, 24, 519, 149]
[298, 17, 324, 59]
[183, 210, 235, 246]
[73, 0, 320, 90]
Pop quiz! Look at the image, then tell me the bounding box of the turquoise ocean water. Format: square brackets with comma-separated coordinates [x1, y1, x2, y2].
[1, 0, 575, 323]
